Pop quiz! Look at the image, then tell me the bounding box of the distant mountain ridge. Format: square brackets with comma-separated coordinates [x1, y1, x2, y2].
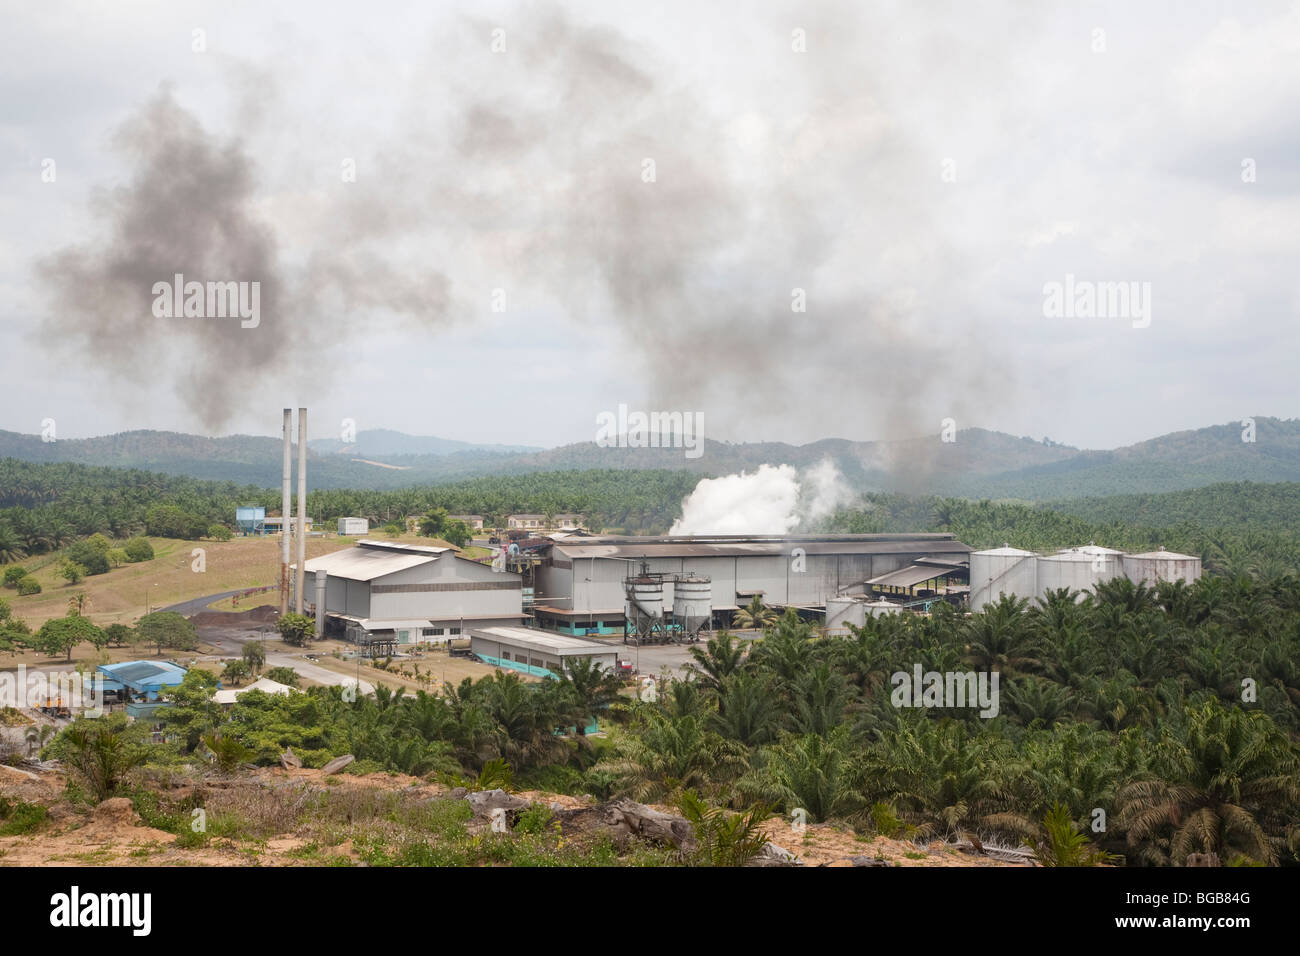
[0, 418, 1297, 499]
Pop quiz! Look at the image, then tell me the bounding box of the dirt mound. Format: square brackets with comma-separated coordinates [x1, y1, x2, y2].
[190, 605, 281, 629]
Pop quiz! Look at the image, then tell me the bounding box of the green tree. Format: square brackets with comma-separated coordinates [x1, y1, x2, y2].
[202, 731, 252, 774]
[106, 548, 129, 569]
[442, 519, 472, 549]
[263, 666, 300, 688]
[158, 670, 222, 753]
[677, 789, 773, 867]
[16, 577, 41, 596]
[222, 659, 252, 686]
[732, 596, 778, 631]
[33, 614, 103, 661]
[242, 640, 266, 676]
[419, 508, 448, 538]
[50, 715, 147, 801]
[104, 623, 134, 648]
[3, 566, 28, 588]
[1117, 700, 1300, 866]
[60, 560, 86, 585]
[207, 524, 233, 541]
[123, 537, 154, 562]
[135, 611, 198, 656]
[65, 540, 109, 575]
[277, 612, 316, 646]
[1027, 802, 1114, 867]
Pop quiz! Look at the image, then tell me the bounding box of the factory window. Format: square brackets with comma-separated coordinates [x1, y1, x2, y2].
[530, 657, 544, 668]
[421, 628, 439, 637]
[449, 627, 461, 635]
[501, 651, 511, 661]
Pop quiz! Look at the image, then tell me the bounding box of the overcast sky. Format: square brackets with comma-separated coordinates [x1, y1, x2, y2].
[2, 0, 1298, 450]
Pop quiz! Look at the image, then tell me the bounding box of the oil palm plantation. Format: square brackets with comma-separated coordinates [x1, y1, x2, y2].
[1117, 699, 1300, 865]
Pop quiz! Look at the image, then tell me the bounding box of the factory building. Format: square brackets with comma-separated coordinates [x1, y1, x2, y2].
[469, 626, 618, 679]
[299, 539, 526, 650]
[970, 543, 1202, 611]
[532, 533, 971, 635]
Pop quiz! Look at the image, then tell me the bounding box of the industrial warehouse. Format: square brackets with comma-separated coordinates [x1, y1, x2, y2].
[294, 531, 1206, 654]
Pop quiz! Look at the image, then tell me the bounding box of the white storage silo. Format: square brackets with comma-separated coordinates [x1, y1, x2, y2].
[826, 596, 866, 631]
[1036, 543, 1124, 600]
[1122, 549, 1202, 586]
[970, 546, 1038, 611]
[825, 596, 901, 633]
[672, 576, 713, 639]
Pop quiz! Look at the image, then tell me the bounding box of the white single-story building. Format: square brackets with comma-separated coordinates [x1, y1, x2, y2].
[469, 626, 618, 679]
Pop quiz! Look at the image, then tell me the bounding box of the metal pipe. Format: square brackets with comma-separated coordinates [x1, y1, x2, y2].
[315, 570, 327, 638]
[280, 408, 291, 616]
[296, 407, 307, 614]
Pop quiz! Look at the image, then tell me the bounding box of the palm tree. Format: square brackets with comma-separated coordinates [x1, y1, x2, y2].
[603, 712, 748, 803]
[738, 727, 866, 823]
[711, 671, 781, 746]
[732, 596, 777, 631]
[1117, 699, 1300, 865]
[559, 656, 625, 731]
[686, 631, 747, 695]
[0, 524, 26, 564]
[25, 723, 55, 756]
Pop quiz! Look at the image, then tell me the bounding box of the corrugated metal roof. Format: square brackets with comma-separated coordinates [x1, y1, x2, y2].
[470, 626, 614, 653]
[1127, 550, 1198, 560]
[553, 537, 971, 559]
[99, 661, 187, 686]
[302, 546, 439, 581]
[972, 546, 1038, 556]
[866, 564, 961, 588]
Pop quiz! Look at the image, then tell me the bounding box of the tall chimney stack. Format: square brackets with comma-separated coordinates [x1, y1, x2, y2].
[280, 408, 292, 616]
[296, 407, 307, 614]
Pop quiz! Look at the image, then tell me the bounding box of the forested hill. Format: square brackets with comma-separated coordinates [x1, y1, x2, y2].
[2, 459, 1299, 579]
[2, 418, 1299, 498]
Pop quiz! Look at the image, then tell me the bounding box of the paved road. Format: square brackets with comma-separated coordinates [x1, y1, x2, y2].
[164, 590, 377, 695]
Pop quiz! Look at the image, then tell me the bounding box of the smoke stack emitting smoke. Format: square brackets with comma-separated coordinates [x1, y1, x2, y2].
[35, 6, 1005, 442]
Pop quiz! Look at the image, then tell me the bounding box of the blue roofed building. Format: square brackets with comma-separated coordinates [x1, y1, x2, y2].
[97, 660, 188, 722]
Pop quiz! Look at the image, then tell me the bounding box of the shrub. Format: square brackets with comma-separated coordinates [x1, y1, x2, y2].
[60, 560, 86, 585]
[3, 566, 28, 588]
[16, 577, 40, 596]
[263, 666, 299, 687]
[65, 541, 109, 575]
[51, 716, 148, 801]
[123, 537, 154, 562]
[276, 613, 316, 647]
[0, 797, 49, 836]
[207, 525, 233, 541]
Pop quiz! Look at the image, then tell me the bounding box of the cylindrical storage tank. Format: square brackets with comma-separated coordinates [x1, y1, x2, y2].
[864, 600, 902, 618]
[970, 546, 1038, 611]
[672, 577, 712, 631]
[1122, 549, 1202, 586]
[1036, 544, 1123, 600]
[626, 579, 664, 620]
[825, 596, 867, 631]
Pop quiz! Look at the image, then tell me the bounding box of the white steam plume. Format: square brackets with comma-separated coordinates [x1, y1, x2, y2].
[670, 459, 855, 535]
